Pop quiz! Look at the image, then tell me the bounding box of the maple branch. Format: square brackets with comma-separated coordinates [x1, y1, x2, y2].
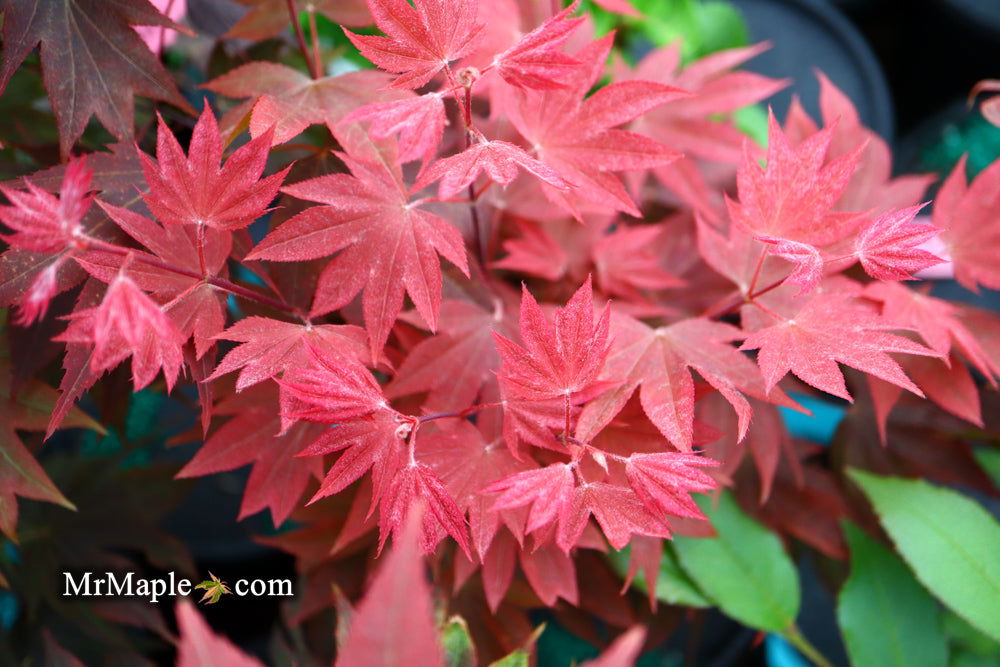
[286, 0, 322, 79]
[307, 7, 324, 79]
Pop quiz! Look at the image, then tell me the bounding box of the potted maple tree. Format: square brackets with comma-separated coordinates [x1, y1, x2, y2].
[1, 0, 999, 665]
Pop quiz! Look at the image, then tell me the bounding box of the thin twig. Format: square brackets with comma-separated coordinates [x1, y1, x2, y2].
[286, 0, 322, 79]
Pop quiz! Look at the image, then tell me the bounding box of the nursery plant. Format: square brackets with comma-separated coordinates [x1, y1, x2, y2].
[1, 0, 1000, 665]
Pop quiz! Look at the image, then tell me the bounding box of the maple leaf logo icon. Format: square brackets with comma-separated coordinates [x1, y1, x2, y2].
[194, 572, 232, 605]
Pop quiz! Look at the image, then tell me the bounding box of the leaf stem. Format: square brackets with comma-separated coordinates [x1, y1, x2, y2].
[307, 7, 324, 79]
[783, 625, 834, 667]
[286, 0, 322, 79]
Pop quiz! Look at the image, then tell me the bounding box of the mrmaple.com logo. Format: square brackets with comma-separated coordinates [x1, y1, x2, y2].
[62, 571, 292, 604]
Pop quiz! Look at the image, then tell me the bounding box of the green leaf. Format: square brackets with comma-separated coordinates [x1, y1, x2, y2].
[849, 470, 1000, 643]
[442, 616, 476, 667]
[673, 491, 799, 632]
[607, 544, 711, 607]
[489, 651, 528, 667]
[942, 610, 1000, 657]
[837, 522, 948, 666]
[972, 448, 1000, 488]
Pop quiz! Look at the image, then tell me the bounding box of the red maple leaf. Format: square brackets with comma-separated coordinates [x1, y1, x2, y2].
[416, 136, 569, 199]
[624, 42, 788, 164]
[204, 64, 404, 146]
[140, 105, 287, 230]
[728, 110, 867, 246]
[177, 385, 325, 527]
[344, 0, 484, 89]
[491, 1, 584, 90]
[0, 158, 94, 324]
[0, 0, 193, 157]
[208, 316, 372, 391]
[739, 293, 939, 400]
[784, 72, 934, 213]
[386, 294, 516, 411]
[494, 276, 611, 402]
[56, 260, 185, 391]
[503, 35, 689, 217]
[85, 201, 232, 358]
[852, 204, 942, 280]
[577, 314, 794, 450]
[341, 93, 446, 163]
[932, 155, 1000, 291]
[337, 505, 444, 667]
[248, 143, 469, 357]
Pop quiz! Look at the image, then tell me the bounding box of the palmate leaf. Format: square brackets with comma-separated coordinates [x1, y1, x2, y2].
[194, 572, 233, 605]
[0, 0, 193, 158]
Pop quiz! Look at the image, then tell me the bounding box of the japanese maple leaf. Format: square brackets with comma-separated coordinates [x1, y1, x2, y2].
[863, 281, 998, 382]
[739, 293, 939, 401]
[0, 0, 193, 157]
[386, 295, 516, 411]
[727, 110, 867, 247]
[581, 628, 646, 667]
[0, 157, 93, 254]
[83, 201, 232, 358]
[178, 385, 326, 527]
[207, 316, 372, 391]
[415, 135, 569, 199]
[623, 42, 789, 164]
[784, 72, 934, 213]
[555, 482, 673, 551]
[224, 0, 371, 40]
[337, 506, 443, 667]
[418, 419, 531, 558]
[491, 1, 584, 90]
[139, 105, 287, 230]
[194, 572, 232, 605]
[624, 452, 718, 521]
[577, 314, 794, 451]
[486, 463, 575, 537]
[56, 262, 185, 391]
[203, 64, 405, 145]
[0, 356, 103, 540]
[341, 93, 446, 163]
[247, 143, 469, 357]
[0, 158, 94, 324]
[932, 155, 1000, 291]
[376, 460, 471, 557]
[504, 35, 689, 217]
[852, 205, 942, 280]
[176, 601, 264, 667]
[344, 0, 484, 89]
[497, 277, 610, 398]
[592, 222, 684, 301]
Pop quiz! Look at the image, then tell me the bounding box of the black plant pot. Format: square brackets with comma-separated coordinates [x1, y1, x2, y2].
[730, 0, 895, 141]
